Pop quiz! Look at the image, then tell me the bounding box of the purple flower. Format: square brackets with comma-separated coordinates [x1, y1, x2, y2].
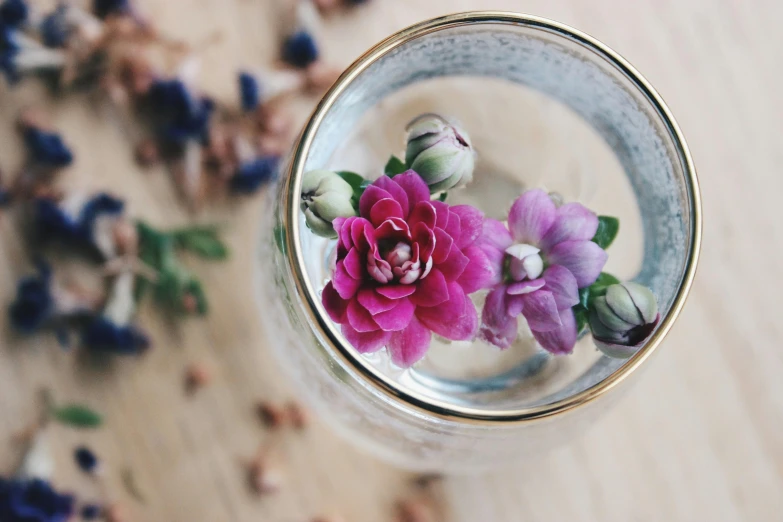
[281, 30, 318, 69]
[321, 171, 496, 367]
[0, 477, 74, 522]
[479, 189, 608, 354]
[230, 156, 279, 194]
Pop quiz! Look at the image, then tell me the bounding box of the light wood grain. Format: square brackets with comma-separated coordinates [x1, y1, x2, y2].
[2, 0, 782, 521]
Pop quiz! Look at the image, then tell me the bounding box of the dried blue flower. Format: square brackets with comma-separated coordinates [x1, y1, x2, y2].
[92, 0, 130, 19]
[0, 0, 29, 28]
[80, 504, 102, 520]
[82, 317, 149, 355]
[147, 79, 214, 144]
[40, 5, 71, 48]
[74, 446, 99, 474]
[9, 260, 54, 334]
[281, 30, 318, 69]
[238, 71, 260, 112]
[0, 477, 75, 522]
[24, 126, 74, 167]
[230, 156, 279, 194]
[0, 187, 11, 207]
[1, 27, 67, 83]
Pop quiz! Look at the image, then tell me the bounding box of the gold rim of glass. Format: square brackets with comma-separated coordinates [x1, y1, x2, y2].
[281, 11, 702, 424]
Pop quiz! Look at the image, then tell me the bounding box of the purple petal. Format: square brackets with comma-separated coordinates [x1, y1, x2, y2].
[541, 265, 579, 309]
[411, 223, 436, 262]
[431, 227, 453, 264]
[342, 324, 391, 354]
[451, 205, 484, 248]
[520, 290, 561, 332]
[373, 297, 415, 331]
[322, 282, 348, 323]
[508, 189, 556, 244]
[431, 200, 450, 229]
[343, 247, 363, 280]
[370, 198, 404, 228]
[506, 294, 524, 317]
[416, 282, 477, 341]
[437, 246, 469, 282]
[337, 216, 357, 253]
[347, 298, 380, 332]
[358, 185, 393, 220]
[350, 218, 374, 253]
[457, 245, 497, 294]
[540, 203, 599, 252]
[547, 240, 608, 288]
[393, 171, 430, 207]
[357, 288, 397, 315]
[408, 201, 437, 230]
[376, 285, 417, 299]
[375, 217, 410, 242]
[387, 316, 432, 368]
[507, 279, 546, 295]
[532, 308, 578, 355]
[333, 260, 361, 299]
[410, 269, 449, 307]
[372, 175, 410, 217]
[444, 209, 461, 242]
[479, 286, 519, 349]
[478, 218, 513, 251]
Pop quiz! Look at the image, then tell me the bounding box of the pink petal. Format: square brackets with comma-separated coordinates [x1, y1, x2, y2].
[444, 209, 461, 242]
[343, 247, 364, 280]
[508, 189, 556, 244]
[457, 245, 498, 293]
[387, 316, 432, 368]
[478, 218, 513, 251]
[451, 205, 484, 248]
[541, 265, 579, 310]
[417, 282, 477, 341]
[431, 201, 450, 229]
[370, 198, 404, 227]
[350, 218, 374, 253]
[376, 285, 417, 299]
[408, 201, 437, 230]
[359, 185, 393, 220]
[531, 308, 577, 355]
[373, 297, 415, 331]
[479, 286, 519, 349]
[547, 240, 608, 288]
[374, 217, 410, 242]
[357, 288, 397, 315]
[437, 246, 469, 282]
[322, 282, 349, 323]
[506, 279, 546, 295]
[373, 175, 410, 217]
[540, 203, 599, 252]
[520, 290, 561, 332]
[393, 171, 430, 207]
[347, 298, 379, 332]
[333, 260, 361, 299]
[410, 269, 449, 307]
[411, 222, 436, 262]
[342, 324, 391, 354]
[506, 294, 524, 317]
[431, 227, 453, 264]
[337, 216, 358, 255]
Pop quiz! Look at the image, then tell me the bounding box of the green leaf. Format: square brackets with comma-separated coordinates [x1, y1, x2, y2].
[336, 171, 365, 191]
[384, 155, 407, 176]
[579, 272, 622, 311]
[184, 279, 208, 315]
[578, 287, 591, 309]
[172, 226, 229, 260]
[437, 192, 448, 202]
[592, 216, 620, 249]
[51, 405, 103, 429]
[274, 224, 287, 255]
[574, 306, 589, 336]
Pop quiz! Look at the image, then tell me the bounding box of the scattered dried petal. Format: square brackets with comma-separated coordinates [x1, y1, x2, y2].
[257, 401, 287, 429]
[185, 362, 212, 393]
[286, 401, 309, 430]
[397, 499, 434, 522]
[412, 474, 443, 489]
[248, 461, 283, 495]
[135, 139, 159, 168]
[104, 502, 128, 522]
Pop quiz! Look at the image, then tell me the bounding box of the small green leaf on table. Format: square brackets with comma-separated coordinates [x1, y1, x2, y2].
[51, 405, 103, 429]
[172, 226, 229, 260]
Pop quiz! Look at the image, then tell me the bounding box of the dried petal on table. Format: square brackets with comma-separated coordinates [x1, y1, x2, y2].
[185, 362, 212, 393]
[286, 401, 309, 430]
[257, 401, 287, 429]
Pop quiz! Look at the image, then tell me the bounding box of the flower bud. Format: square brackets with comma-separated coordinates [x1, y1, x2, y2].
[505, 243, 544, 281]
[405, 114, 475, 192]
[590, 282, 660, 358]
[300, 170, 356, 238]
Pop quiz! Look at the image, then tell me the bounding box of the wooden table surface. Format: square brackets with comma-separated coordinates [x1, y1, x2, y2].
[2, 0, 782, 521]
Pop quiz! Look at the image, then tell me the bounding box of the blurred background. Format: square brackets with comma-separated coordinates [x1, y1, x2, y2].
[0, 0, 781, 521]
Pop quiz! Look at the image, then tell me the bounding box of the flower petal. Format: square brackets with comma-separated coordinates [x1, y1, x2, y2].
[342, 324, 391, 354]
[479, 286, 519, 349]
[393, 170, 430, 207]
[359, 185, 393, 219]
[322, 282, 348, 323]
[540, 202, 599, 252]
[407, 201, 437, 230]
[451, 205, 484, 248]
[507, 279, 546, 295]
[411, 222, 436, 262]
[457, 245, 497, 293]
[333, 260, 361, 299]
[531, 308, 578, 355]
[416, 282, 477, 341]
[376, 284, 417, 299]
[478, 218, 513, 251]
[337, 216, 357, 253]
[343, 247, 363, 280]
[373, 175, 410, 217]
[431, 200, 450, 229]
[375, 217, 410, 241]
[350, 218, 374, 253]
[347, 298, 379, 332]
[541, 265, 579, 309]
[370, 198, 404, 228]
[437, 246, 469, 282]
[547, 240, 608, 288]
[357, 288, 397, 315]
[410, 269, 449, 307]
[431, 227, 453, 264]
[520, 290, 561, 332]
[508, 189, 556, 244]
[373, 297, 415, 331]
[387, 316, 432, 368]
[444, 209, 461, 242]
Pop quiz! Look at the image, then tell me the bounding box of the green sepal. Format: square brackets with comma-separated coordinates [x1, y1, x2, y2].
[592, 216, 620, 249]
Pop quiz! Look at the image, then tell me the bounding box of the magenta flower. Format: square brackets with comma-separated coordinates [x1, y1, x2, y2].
[321, 171, 496, 367]
[478, 189, 608, 354]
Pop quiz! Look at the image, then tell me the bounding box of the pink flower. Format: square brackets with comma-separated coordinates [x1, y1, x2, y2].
[321, 171, 496, 367]
[478, 190, 608, 354]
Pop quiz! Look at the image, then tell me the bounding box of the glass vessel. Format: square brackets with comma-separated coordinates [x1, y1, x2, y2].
[257, 12, 701, 473]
